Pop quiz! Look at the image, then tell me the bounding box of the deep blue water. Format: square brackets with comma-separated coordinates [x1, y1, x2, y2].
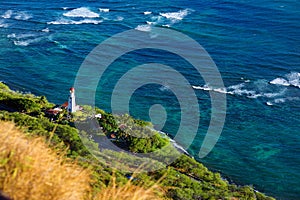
[0, 0, 299, 199]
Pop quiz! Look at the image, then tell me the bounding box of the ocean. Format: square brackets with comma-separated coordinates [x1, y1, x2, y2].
[0, 0, 299, 199]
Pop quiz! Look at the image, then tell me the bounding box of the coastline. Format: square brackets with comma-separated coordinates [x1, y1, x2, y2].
[0, 82, 276, 200]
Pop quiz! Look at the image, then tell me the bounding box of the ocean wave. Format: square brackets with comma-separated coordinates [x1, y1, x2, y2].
[99, 8, 109, 13]
[42, 28, 50, 32]
[1, 10, 31, 20]
[159, 8, 192, 21]
[142, 8, 192, 29]
[274, 97, 300, 104]
[7, 33, 37, 39]
[270, 72, 300, 88]
[269, 78, 290, 86]
[63, 7, 99, 18]
[48, 18, 102, 25]
[192, 82, 287, 99]
[115, 16, 124, 21]
[1, 10, 13, 19]
[13, 37, 42, 46]
[266, 97, 300, 106]
[135, 24, 151, 32]
[14, 11, 32, 20]
[192, 72, 300, 106]
[144, 11, 152, 15]
[0, 20, 8, 28]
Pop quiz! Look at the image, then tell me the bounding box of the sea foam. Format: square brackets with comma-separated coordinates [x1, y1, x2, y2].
[48, 18, 102, 25]
[1, 10, 13, 19]
[270, 72, 300, 88]
[99, 8, 110, 12]
[135, 24, 151, 32]
[14, 12, 32, 20]
[159, 9, 192, 21]
[0, 20, 8, 28]
[1, 10, 31, 20]
[63, 7, 99, 18]
[13, 37, 42, 46]
[144, 11, 152, 15]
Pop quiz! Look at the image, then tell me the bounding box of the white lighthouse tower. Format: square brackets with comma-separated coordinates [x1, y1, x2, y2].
[67, 87, 77, 113]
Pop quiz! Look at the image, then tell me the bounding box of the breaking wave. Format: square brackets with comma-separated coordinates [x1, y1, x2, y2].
[1, 10, 13, 19]
[139, 8, 193, 29]
[48, 18, 102, 25]
[99, 8, 110, 13]
[144, 11, 152, 15]
[159, 9, 192, 21]
[63, 7, 99, 18]
[42, 28, 50, 32]
[7, 33, 36, 39]
[193, 72, 299, 106]
[14, 11, 32, 20]
[13, 37, 42, 46]
[0, 20, 8, 28]
[267, 97, 300, 106]
[135, 24, 152, 32]
[1, 10, 32, 20]
[270, 72, 300, 88]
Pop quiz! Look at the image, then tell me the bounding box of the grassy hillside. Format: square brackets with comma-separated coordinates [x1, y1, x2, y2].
[0, 82, 275, 200]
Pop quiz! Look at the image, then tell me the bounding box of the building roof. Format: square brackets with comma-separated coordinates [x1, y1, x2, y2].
[61, 102, 68, 108]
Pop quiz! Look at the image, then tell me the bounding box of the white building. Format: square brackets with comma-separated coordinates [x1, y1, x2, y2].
[67, 87, 78, 113]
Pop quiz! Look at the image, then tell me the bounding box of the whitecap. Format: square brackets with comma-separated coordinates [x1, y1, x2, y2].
[144, 11, 152, 15]
[246, 94, 262, 99]
[228, 83, 245, 90]
[63, 7, 99, 18]
[192, 85, 211, 91]
[266, 101, 273, 106]
[274, 98, 286, 104]
[269, 78, 290, 86]
[286, 72, 300, 88]
[212, 88, 228, 94]
[7, 33, 36, 39]
[0, 20, 8, 28]
[42, 28, 50, 32]
[159, 9, 191, 21]
[159, 85, 170, 92]
[13, 40, 30, 46]
[192, 85, 228, 94]
[14, 12, 32, 20]
[135, 24, 151, 32]
[2, 10, 13, 19]
[99, 8, 110, 12]
[263, 88, 287, 98]
[48, 18, 102, 25]
[13, 37, 42, 46]
[146, 21, 156, 25]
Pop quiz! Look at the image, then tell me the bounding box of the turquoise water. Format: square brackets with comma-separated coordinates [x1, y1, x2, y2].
[0, 1, 299, 199]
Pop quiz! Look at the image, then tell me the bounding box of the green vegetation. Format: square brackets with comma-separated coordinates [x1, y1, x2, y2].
[0, 82, 275, 200]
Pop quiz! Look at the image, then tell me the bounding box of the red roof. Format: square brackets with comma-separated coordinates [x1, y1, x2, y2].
[61, 102, 68, 108]
[46, 109, 60, 115]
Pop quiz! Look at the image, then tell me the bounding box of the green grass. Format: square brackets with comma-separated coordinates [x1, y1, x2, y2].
[0, 82, 275, 200]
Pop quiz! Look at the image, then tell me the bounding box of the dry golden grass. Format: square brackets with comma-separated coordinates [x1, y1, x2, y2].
[0, 121, 165, 200]
[0, 121, 91, 200]
[95, 175, 164, 200]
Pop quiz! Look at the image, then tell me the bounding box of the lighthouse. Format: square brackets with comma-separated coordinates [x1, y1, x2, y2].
[67, 87, 77, 113]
